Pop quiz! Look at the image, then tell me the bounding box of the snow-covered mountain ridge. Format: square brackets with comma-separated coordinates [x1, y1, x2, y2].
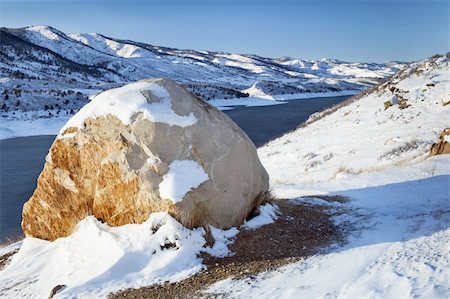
[0, 25, 404, 115]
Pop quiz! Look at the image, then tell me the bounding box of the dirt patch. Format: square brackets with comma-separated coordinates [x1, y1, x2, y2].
[110, 198, 346, 299]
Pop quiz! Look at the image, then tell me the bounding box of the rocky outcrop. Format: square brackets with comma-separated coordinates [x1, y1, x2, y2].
[430, 128, 450, 155]
[22, 78, 269, 241]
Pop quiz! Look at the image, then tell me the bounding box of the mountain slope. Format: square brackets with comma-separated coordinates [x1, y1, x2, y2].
[259, 54, 449, 186]
[0, 25, 404, 114]
[204, 54, 450, 298]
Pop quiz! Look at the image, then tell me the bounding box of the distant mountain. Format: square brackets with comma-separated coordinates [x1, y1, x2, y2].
[0, 25, 404, 114]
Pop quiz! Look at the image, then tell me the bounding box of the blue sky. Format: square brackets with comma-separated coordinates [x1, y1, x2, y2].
[0, 0, 448, 62]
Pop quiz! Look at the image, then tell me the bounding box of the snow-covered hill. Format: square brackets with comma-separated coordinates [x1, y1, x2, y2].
[0, 25, 403, 117]
[259, 54, 450, 187]
[205, 54, 450, 298]
[0, 50, 448, 298]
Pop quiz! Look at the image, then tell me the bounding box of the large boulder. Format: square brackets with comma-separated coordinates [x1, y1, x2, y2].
[22, 78, 269, 241]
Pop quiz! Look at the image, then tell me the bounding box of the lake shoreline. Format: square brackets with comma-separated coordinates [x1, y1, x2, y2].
[0, 94, 354, 141]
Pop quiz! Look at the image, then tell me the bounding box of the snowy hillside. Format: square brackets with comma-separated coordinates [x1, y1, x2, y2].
[205, 54, 450, 297]
[0, 52, 448, 298]
[0, 25, 403, 118]
[260, 54, 450, 186]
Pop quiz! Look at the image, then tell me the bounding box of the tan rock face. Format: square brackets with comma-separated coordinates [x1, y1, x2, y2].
[430, 128, 450, 155]
[22, 78, 269, 241]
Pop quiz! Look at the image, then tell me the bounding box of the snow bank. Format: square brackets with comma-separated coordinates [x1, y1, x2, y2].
[0, 241, 22, 256]
[60, 81, 197, 134]
[0, 203, 280, 298]
[158, 159, 209, 203]
[0, 213, 206, 298]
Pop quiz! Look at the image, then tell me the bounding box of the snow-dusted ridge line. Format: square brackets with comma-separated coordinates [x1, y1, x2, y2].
[0, 25, 404, 119]
[24, 25, 131, 60]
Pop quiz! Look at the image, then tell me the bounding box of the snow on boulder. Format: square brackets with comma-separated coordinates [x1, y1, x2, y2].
[22, 78, 269, 241]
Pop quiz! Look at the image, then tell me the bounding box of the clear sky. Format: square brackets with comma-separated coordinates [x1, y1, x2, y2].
[0, 0, 448, 62]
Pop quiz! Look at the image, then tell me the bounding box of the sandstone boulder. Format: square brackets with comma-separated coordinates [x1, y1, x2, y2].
[430, 128, 450, 155]
[22, 78, 269, 241]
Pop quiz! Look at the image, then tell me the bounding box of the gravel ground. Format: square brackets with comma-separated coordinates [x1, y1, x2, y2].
[111, 197, 348, 299]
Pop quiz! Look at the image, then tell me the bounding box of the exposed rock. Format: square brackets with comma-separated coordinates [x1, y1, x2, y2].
[430, 128, 450, 155]
[48, 285, 66, 299]
[22, 78, 269, 241]
[384, 100, 392, 110]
